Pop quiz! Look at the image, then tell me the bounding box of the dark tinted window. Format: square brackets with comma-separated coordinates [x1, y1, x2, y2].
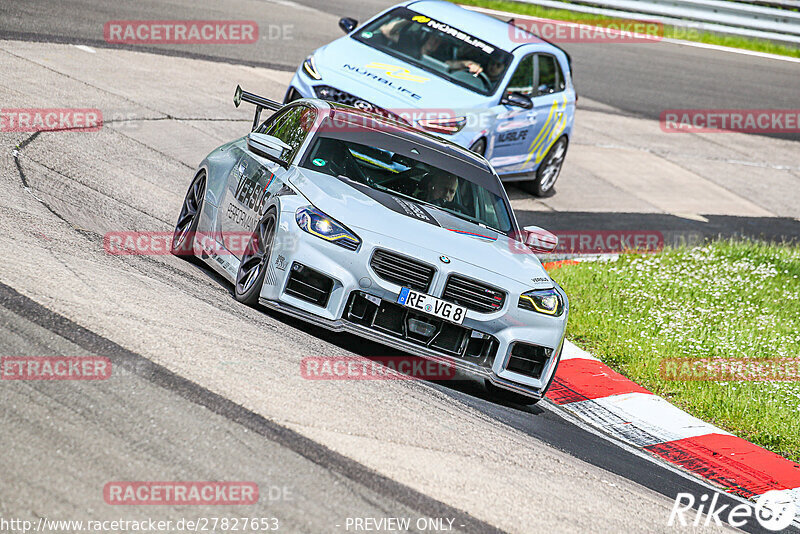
[261, 106, 315, 161]
[536, 54, 565, 96]
[301, 135, 513, 233]
[352, 7, 512, 95]
[506, 55, 534, 96]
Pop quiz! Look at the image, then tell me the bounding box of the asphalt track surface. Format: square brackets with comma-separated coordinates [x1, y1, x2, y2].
[0, 1, 799, 533]
[1, 0, 799, 139]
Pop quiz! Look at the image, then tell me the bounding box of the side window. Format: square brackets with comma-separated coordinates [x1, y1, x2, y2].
[262, 106, 316, 161]
[505, 55, 534, 96]
[535, 54, 566, 96]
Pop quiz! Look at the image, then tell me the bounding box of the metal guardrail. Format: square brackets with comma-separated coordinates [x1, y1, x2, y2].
[513, 0, 800, 45]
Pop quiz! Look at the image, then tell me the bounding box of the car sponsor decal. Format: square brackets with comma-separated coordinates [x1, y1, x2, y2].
[364, 62, 429, 83]
[342, 64, 423, 101]
[226, 203, 256, 232]
[392, 197, 437, 223]
[496, 128, 528, 145]
[522, 94, 568, 168]
[410, 14, 496, 55]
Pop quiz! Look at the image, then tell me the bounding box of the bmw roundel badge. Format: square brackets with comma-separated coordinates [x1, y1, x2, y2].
[439, 255, 450, 264]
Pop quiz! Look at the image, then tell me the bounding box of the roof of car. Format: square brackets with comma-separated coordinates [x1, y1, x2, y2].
[405, 0, 545, 52]
[314, 101, 493, 170]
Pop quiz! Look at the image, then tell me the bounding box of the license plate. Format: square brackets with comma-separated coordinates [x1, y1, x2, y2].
[397, 287, 467, 324]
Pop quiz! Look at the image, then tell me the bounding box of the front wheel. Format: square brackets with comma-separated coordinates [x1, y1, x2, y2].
[521, 136, 568, 198]
[234, 211, 277, 306]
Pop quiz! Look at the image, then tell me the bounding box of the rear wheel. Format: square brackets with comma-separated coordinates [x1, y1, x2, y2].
[520, 136, 568, 197]
[171, 171, 206, 258]
[234, 211, 277, 306]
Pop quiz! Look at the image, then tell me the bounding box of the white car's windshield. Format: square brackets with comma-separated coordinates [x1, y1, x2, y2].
[301, 135, 513, 234]
[352, 7, 512, 95]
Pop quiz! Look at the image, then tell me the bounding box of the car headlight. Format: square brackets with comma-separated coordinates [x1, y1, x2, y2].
[295, 206, 360, 250]
[302, 55, 321, 80]
[416, 116, 466, 135]
[519, 288, 564, 316]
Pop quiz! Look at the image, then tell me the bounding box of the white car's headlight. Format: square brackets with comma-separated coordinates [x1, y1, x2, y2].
[302, 55, 321, 80]
[416, 116, 466, 135]
[519, 288, 564, 316]
[295, 206, 360, 250]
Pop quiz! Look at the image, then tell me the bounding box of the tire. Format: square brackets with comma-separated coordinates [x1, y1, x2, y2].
[469, 138, 486, 156]
[520, 136, 568, 198]
[171, 171, 206, 259]
[485, 381, 540, 406]
[234, 210, 277, 306]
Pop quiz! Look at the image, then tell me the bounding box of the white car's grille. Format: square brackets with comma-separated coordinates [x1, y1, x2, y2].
[442, 275, 506, 313]
[370, 249, 435, 292]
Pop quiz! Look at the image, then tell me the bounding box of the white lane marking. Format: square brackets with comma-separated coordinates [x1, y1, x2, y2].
[563, 392, 729, 447]
[462, 5, 800, 64]
[668, 212, 709, 222]
[561, 339, 600, 361]
[72, 45, 96, 54]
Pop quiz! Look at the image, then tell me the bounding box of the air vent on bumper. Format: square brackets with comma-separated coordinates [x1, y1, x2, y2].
[285, 263, 334, 307]
[442, 275, 505, 313]
[505, 343, 552, 379]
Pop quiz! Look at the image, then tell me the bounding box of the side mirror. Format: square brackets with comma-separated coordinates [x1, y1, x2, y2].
[339, 17, 358, 33]
[247, 133, 291, 169]
[501, 91, 533, 109]
[523, 225, 558, 253]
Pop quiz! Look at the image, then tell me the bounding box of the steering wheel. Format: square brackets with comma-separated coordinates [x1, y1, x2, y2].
[474, 71, 491, 89]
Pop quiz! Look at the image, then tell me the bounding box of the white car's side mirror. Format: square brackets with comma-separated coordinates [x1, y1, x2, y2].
[523, 225, 558, 253]
[247, 133, 291, 168]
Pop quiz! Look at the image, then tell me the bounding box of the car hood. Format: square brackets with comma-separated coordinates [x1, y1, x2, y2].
[289, 168, 552, 289]
[312, 37, 489, 109]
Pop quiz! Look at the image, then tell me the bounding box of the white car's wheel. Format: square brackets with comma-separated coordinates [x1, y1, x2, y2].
[171, 171, 206, 259]
[234, 210, 277, 306]
[521, 136, 568, 198]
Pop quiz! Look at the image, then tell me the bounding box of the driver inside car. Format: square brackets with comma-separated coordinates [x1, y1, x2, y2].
[420, 174, 459, 208]
[450, 57, 506, 84]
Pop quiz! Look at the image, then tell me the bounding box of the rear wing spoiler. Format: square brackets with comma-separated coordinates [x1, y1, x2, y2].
[233, 85, 282, 131]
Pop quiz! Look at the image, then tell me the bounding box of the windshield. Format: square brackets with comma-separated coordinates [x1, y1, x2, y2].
[300, 134, 513, 234]
[352, 7, 512, 96]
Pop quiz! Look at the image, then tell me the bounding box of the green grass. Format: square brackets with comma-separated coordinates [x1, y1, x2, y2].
[456, 0, 800, 58]
[549, 240, 800, 462]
